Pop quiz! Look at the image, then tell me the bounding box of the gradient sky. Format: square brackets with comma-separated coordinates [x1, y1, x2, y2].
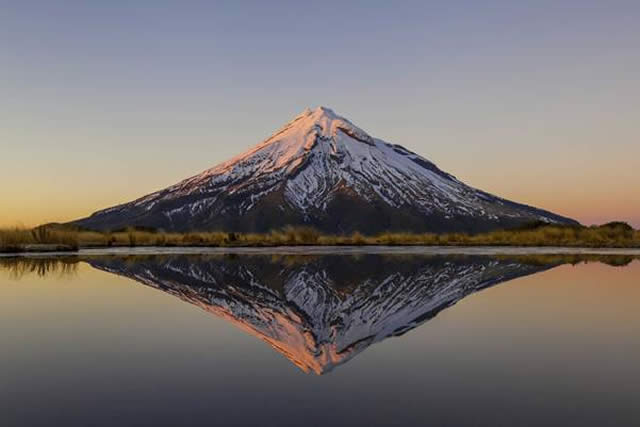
[2, 1, 639, 227]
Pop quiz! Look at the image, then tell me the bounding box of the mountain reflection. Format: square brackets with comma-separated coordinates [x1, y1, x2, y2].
[1, 254, 636, 374]
[89, 254, 557, 374]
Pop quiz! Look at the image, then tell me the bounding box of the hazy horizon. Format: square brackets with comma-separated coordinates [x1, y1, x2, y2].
[2, 1, 639, 228]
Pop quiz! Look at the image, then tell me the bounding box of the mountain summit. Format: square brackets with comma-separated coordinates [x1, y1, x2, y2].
[74, 106, 577, 233]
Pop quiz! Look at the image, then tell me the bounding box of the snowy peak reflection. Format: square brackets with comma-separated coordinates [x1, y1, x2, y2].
[86, 254, 560, 374]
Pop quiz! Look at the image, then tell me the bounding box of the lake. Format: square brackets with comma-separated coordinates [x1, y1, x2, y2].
[1, 251, 639, 426]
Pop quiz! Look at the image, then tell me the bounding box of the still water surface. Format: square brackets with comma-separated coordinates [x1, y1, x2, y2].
[1, 254, 639, 427]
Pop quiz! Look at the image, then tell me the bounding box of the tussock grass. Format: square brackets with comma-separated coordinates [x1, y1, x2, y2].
[1, 222, 639, 252]
[0, 226, 79, 252]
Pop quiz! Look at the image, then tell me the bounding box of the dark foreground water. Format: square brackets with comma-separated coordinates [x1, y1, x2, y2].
[1, 253, 638, 427]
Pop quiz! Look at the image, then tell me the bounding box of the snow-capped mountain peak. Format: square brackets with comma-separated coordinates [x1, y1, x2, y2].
[74, 107, 577, 233]
[205, 105, 374, 178]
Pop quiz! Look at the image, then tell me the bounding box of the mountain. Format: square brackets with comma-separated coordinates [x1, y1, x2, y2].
[73, 107, 577, 233]
[89, 254, 556, 374]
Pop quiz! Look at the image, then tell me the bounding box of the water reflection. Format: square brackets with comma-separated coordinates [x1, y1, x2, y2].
[1, 254, 637, 375]
[0, 257, 78, 279]
[93, 254, 637, 373]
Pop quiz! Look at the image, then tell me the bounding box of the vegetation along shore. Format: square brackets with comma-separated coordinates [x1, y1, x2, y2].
[1, 221, 638, 253]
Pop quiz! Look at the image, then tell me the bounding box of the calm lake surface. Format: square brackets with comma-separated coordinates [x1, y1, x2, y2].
[1, 252, 639, 427]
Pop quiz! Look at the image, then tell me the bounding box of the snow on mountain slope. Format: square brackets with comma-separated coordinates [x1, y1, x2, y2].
[74, 106, 577, 232]
[90, 255, 554, 374]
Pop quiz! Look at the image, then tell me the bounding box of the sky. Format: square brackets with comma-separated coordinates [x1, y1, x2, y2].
[1, 0, 639, 228]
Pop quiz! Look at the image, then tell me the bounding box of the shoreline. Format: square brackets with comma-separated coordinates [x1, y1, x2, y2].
[3, 245, 640, 257]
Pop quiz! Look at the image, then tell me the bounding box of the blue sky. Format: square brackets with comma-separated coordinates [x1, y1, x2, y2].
[2, 1, 639, 226]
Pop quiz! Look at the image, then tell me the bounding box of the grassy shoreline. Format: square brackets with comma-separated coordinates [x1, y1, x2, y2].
[1, 222, 639, 253]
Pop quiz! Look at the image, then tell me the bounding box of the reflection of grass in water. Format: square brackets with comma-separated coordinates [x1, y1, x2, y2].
[0, 253, 637, 280]
[496, 254, 638, 267]
[0, 257, 79, 279]
[94, 253, 639, 266]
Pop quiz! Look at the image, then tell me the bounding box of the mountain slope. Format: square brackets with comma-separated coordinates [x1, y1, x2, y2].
[73, 106, 577, 233]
